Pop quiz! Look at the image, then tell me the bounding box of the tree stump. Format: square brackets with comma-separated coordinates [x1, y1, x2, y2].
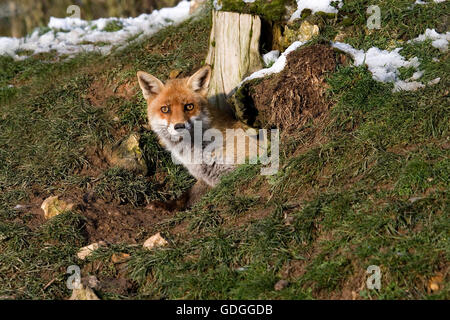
[206, 10, 263, 113]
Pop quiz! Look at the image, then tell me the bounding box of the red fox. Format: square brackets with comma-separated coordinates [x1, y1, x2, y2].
[137, 65, 270, 188]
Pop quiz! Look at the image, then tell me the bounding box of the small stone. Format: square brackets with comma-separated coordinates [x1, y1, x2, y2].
[281, 21, 319, 48]
[14, 204, 31, 210]
[428, 275, 443, 293]
[189, 0, 206, 14]
[235, 266, 249, 272]
[427, 78, 440, 86]
[108, 133, 147, 175]
[297, 21, 319, 41]
[285, 215, 295, 226]
[169, 69, 182, 79]
[69, 285, 100, 300]
[408, 196, 423, 203]
[41, 196, 74, 220]
[274, 279, 289, 291]
[430, 282, 439, 292]
[143, 232, 168, 250]
[77, 241, 107, 260]
[111, 252, 131, 264]
[334, 31, 347, 42]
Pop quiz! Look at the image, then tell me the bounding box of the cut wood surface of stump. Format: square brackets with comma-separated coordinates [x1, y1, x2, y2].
[206, 10, 263, 112]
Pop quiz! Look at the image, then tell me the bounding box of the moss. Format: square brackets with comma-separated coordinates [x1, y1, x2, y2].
[227, 78, 265, 127]
[219, 0, 296, 22]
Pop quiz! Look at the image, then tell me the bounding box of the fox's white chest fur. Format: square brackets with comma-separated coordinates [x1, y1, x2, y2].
[152, 121, 235, 187]
[137, 64, 243, 187]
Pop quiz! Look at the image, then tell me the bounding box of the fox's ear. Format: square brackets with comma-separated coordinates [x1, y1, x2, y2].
[187, 65, 211, 96]
[137, 71, 164, 100]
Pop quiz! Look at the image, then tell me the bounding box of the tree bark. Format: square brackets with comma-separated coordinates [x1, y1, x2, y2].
[206, 10, 263, 113]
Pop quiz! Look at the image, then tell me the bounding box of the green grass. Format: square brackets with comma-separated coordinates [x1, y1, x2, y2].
[0, 9, 211, 299]
[103, 20, 123, 32]
[0, 1, 448, 299]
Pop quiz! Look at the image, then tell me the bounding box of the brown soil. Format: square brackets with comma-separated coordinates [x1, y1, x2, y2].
[79, 198, 173, 244]
[15, 42, 342, 261]
[17, 190, 174, 245]
[239, 44, 340, 132]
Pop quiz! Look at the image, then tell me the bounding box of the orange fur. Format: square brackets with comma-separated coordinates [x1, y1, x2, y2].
[137, 65, 263, 184]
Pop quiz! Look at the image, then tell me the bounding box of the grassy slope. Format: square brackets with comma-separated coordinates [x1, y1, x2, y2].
[0, 1, 448, 299]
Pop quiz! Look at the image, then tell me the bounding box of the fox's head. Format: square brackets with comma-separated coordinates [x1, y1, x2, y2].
[137, 65, 212, 139]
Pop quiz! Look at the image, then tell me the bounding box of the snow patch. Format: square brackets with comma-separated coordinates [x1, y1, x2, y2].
[291, 0, 343, 21]
[415, 0, 447, 4]
[238, 41, 306, 87]
[332, 42, 427, 92]
[262, 50, 280, 67]
[213, 0, 223, 11]
[238, 31, 443, 94]
[409, 28, 450, 52]
[0, 1, 191, 60]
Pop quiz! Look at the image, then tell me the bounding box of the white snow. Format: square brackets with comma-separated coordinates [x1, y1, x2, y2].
[262, 50, 280, 67]
[239, 38, 433, 93]
[238, 41, 306, 87]
[0, 1, 191, 60]
[213, 0, 223, 11]
[409, 28, 450, 51]
[332, 42, 428, 92]
[291, 0, 343, 21]
[415, 0, 446, 4]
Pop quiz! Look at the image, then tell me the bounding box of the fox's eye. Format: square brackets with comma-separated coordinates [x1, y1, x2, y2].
[161, 106, 169, 113]
[184, 103, 194, 111]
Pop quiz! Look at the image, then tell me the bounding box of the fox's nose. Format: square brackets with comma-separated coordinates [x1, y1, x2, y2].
[174, 123, 186, 130]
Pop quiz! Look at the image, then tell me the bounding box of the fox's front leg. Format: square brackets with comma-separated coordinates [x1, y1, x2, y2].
[186, 179, 211, 208]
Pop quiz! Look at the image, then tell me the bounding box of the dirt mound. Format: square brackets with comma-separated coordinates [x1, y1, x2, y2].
[80, 198, 172, 244]
[231, 44, 340, 132]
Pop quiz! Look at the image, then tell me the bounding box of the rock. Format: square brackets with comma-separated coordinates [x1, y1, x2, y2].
[428, 274, 443, 293]
[334, 31, 347, 42]
[280, 21, 319, 49]
[169, 69, 182, 79]
[143, 232, 168, 250]
[274, 279, 289, 291]
[14, 204, 31, 210]
[111, 252, 131, 264]
[408, 196, 423, 203]
[297, 20, 320, 41]
[284, 215, 295, 226]
[41, 196, 74, 220]
[77, 241, 107, 260]
[108, 133, 147, 175]
[69, 285, 100, 300]
[189, 0, 206, 14]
